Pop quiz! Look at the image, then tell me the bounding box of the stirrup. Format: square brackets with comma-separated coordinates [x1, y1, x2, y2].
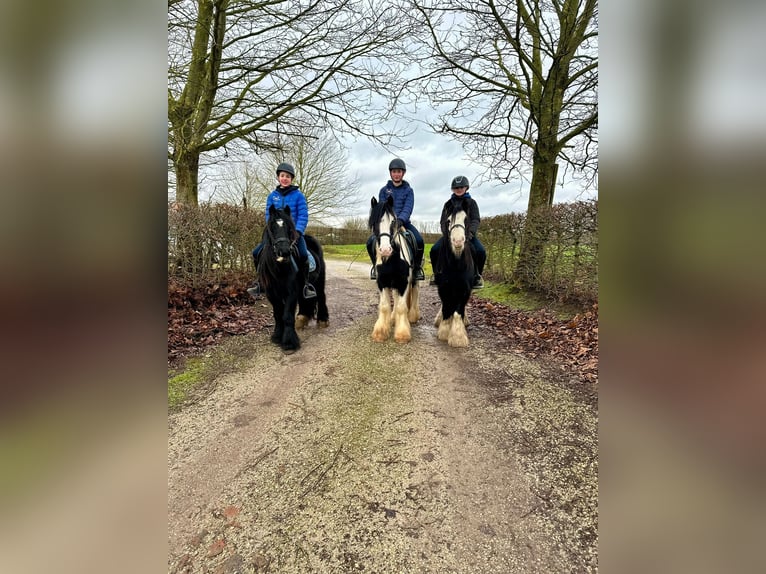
[247, 284, 262, 299]
[415, 267, 425, 281]
[303, 283, 317, 299]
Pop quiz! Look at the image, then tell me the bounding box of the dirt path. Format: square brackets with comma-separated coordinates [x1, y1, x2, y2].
[168, 260, 598, 573]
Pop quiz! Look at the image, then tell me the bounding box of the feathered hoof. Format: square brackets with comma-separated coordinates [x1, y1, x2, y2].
[295, 315, 309, 330]
[448, 334, 469, 348]
[394, 332, 412, 343]
[317, 320, 329, 328]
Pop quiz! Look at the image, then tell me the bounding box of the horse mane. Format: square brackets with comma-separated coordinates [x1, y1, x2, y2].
[258, 207, 299, 282]
[368, 198, 396, 234]
[437, 208, 474, 272]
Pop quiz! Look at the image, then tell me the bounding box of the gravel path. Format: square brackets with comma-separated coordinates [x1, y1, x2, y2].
[168, 260, 598, 573]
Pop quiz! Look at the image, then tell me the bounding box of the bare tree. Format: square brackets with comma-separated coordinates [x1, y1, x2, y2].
[216, 128, 361, 225]
[408, 0, 597, 287]
[168, 0, 412, 206]
[215, 159, 270, 210]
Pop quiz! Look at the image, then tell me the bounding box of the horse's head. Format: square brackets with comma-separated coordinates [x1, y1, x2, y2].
[447, 200, 468, 257]
[265, 205, 298, 262]
[369, 196, 397, 261]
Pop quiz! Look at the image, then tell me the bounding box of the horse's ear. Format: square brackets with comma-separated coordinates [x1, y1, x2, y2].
[385, 195, 394, 207]
[371, 197, 377, 208]
[269, 204, 277, 218]
[284, 205, 291, 217]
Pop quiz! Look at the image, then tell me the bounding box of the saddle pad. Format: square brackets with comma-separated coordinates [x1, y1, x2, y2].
[291, 252, 316, 272]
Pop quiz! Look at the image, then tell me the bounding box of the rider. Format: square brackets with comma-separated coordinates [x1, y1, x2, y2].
[428, 175, 486, 289]
[366, 158, 426, 281]
[248, 162, 317, 299]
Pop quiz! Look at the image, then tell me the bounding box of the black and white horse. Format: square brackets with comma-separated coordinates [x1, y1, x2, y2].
[258, 205, 328, 352]
[368, 196, 421, 342]
[433, 199, 475, 347]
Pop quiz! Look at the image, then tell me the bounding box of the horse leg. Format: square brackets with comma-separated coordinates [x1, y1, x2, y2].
[433, 303, 443, 328]
[315, 270, 329, 328]
[271, 298, 285, 344]
[448, 311, 469, 348]
[295, 293, 312, 330]
[437, 295, 455, 342]
[392, 289, 412, 343]
[437, 312, 451, 341]
[280, 297, 301, 351]
[372, 288, 393, 342]
[406, 282, 421, 323]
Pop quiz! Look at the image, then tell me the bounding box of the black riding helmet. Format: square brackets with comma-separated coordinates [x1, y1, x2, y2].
[388, 158, 406, 172]
[276, 162, 295, 178]
[451, 175, 470, 189]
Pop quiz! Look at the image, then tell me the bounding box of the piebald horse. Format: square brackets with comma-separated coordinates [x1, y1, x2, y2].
[368, 196, 421, 342]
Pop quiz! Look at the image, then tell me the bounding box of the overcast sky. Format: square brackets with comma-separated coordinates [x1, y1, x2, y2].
[340, 129, 597, 229]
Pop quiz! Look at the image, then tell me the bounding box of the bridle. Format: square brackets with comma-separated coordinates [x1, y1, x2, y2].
[448, 211, 466, 236]
[266, 217, 296, 257]
[374, 211, 398, 250]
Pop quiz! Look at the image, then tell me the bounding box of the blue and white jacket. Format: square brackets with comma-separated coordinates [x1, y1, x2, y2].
[266, 185, 309, 233]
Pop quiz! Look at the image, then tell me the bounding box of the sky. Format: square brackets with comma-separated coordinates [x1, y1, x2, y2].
[339, 129, 597, 230]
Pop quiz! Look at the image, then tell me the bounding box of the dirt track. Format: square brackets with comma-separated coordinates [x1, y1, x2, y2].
[168, 260, 598, 573]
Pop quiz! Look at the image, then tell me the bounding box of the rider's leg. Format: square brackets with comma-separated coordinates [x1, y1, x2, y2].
[470, 237, 486, 289]
[248, 244, 264, 298]
[297, 234, 317, 298]
[403, 222, 425, 281]
[366, 234, 377, 279]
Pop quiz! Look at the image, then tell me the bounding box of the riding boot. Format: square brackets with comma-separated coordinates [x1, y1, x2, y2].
[302, 261, 317, 299]
[414, 248, 425, 281]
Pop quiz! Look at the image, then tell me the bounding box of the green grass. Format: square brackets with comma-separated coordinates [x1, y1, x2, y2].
[168, 335, 261, 410]
[472, 281, 581, 320]
[168, 358, 205, 409]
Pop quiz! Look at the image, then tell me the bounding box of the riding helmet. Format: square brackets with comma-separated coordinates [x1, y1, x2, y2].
[451, 175, 470, 189]
[388, 158, 406, 172]
[276, 162, 295, 178]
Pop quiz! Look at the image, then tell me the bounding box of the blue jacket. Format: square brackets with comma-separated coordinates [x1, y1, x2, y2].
[266, 185, 309, 233]
[378, 180, 415, 224]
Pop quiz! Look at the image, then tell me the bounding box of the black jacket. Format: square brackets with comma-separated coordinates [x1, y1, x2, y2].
[440, 193, 480, 239]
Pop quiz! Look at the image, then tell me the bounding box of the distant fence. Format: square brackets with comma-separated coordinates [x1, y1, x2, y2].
[168, 200, 597, 303]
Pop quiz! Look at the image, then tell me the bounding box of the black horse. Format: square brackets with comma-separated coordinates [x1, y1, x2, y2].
[258, 205, 329, 352]
[433, 198, 475, 347]
[368, 196, 421, 342]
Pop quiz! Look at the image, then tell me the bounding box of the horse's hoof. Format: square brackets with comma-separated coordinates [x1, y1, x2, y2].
[295, 315, 309, 329]
[318, 320, 329, 328]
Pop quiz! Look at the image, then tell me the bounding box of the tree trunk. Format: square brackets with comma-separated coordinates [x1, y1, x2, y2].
[515, 155, 558, 288]
[174, 148, 200, 206]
